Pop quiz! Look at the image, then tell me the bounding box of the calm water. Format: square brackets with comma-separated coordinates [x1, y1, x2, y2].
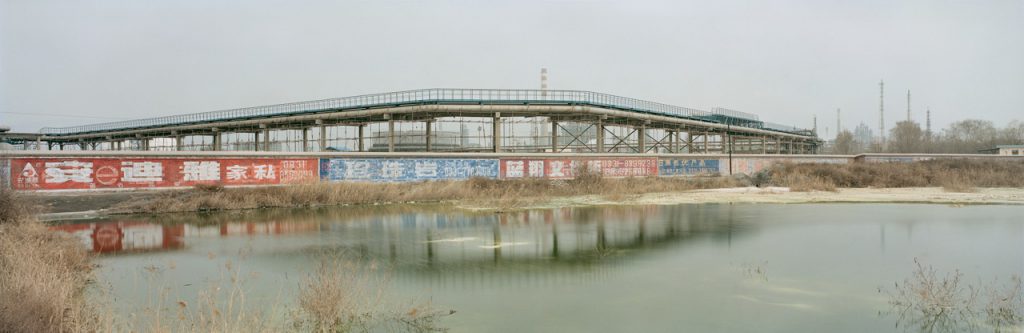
[54, 203, 1024, 332]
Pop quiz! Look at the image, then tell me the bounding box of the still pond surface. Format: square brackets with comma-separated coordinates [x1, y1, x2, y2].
[54, 203, 1023, 332]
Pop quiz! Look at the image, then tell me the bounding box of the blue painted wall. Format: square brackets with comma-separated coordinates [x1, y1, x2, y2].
[658, 158, 720, 176]
[320, 158, 499, 182]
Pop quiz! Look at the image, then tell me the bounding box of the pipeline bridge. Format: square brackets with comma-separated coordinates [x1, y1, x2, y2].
[2, 89, 821, 154]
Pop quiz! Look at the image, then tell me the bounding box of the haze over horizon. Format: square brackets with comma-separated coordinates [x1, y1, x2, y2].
[2, 0, 1022, 138]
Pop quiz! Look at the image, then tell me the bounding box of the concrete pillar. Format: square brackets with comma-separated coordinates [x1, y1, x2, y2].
[175, 133, 184, 151]
[36, 137, 43, 151]
[58, 143, 64, 151]
[425, 120, 433, 152]
[551, 120, 558, 152]
[357, 124, 365, 152]
[141, 139, 149, 151]
[637, 123, 646, 153]
[252, 132, 259, 151]
[671, 129, 679, 153]
[687, 132, 695, 154]
[318, 123, 327, 151]
[776, 138, 782, 154]
[260, 125, 270, 151]
[387, 116, 395, 153]
[492, 112, 502, 153]
[703, 132, 709, 154]
[302, 127, 310, 152]
[596, 118, 605, 153]
[211, 129, 221, 151]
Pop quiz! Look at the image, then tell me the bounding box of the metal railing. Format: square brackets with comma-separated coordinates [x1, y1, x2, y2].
[38, 88, 812, 136]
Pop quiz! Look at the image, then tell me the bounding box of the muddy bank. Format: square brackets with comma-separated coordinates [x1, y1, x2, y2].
[32, 186, 1024, 220]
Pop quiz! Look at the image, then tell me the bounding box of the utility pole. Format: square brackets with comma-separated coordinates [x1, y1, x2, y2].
[926, 107, 932, 136]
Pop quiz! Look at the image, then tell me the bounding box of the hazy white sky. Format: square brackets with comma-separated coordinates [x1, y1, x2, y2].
[2, 0, 1022, 138]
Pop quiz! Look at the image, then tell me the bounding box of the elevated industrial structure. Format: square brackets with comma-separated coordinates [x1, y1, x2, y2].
[2, 88, 820, 154]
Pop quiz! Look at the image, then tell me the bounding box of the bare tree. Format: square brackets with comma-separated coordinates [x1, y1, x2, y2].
[832, 130, 857, 154]
[888, 121, 924, 153]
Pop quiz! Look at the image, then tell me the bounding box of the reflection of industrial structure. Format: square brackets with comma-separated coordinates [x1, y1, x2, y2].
[52, 204, 753, 289]
[2, 89, 820, 154]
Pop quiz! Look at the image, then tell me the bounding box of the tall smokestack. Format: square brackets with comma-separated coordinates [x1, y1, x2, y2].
[879, 80, 885, 143]
[836, 108, 841, 137]
[813, 115, 818, 137]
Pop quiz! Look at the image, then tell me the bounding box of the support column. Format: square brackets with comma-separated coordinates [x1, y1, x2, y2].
[387, 115, 395, 152]
[492, 112, 502, 153]
[174, 132, 184, 151]
[36, 137, 43, 151]
[638, 123, 646, 153]
[357, 124, 365, 152]
[58, 143, 64, 151]
[212, 129, 222, 151]
[252, 132, 259, 151]
[671, 128, 679, 152]
[300, 127, 309, 152]
[141, 139, 149, 151]
[776, 138, 782, 154]
[703, 132, 709, 154]
[596, 118, 605, 153]
[260, 125, 270, 151]
[687, 132, 695, 154]
[425, 119, 433, 152]
[551, 120, 558, 152]
[313, 119, 325, 150]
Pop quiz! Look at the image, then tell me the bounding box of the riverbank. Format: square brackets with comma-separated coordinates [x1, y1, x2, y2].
[466, 187, 1024, 211]
[28, 185, 1024, 221]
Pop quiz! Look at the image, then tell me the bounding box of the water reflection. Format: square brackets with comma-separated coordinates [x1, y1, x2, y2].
[52, 204, 754, 285]
[45, 204, 1024, 333]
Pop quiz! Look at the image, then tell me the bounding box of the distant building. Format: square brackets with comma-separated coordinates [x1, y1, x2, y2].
[979, 145, 1024, 156]
[853, 122, 873, 147]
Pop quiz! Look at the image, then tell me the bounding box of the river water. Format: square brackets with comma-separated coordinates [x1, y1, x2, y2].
[54, 203, 1023, 332]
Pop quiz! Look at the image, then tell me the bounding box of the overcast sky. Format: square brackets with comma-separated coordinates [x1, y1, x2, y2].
[2, 0, 1022, 138]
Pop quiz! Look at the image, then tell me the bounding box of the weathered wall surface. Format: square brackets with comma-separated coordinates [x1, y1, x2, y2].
[0, 151, 1018, 191]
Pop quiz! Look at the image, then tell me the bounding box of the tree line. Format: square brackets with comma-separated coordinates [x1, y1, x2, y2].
[832, 119, 1024, 154]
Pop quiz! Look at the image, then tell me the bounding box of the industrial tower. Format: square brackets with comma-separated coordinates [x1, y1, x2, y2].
[879, 80, 885, 143]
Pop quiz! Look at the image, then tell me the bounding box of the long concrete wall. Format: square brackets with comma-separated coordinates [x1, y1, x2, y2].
[1, 151, 1019, 191]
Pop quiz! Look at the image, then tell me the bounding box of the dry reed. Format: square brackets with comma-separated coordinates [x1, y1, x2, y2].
[767, 159, 1024, 192]
[0, 189, 107, 332]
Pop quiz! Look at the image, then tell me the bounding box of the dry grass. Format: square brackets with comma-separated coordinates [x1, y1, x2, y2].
[0, 189, 108, 332]
[886, 258, 1024, 332]
[292, 254, 450, 332]
[114, 172, 743, 214]
[767, 159, 1024, 192]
